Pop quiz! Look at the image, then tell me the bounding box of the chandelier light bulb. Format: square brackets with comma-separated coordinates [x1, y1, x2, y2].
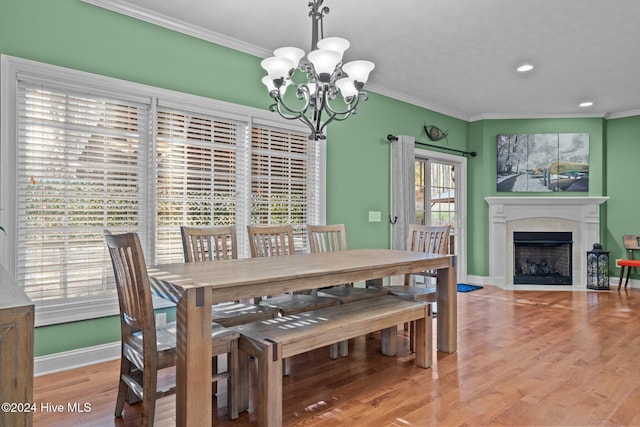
[262, 76, 289, 96]
[260, 56, 294, 81]
[307, 49, 342, 80]
[335, 78, 358, 99]
[342, 60, 375, 84]
[274, 47, 306, 69]
[261, 75, 276, 92]
[316, 37, 350, 59]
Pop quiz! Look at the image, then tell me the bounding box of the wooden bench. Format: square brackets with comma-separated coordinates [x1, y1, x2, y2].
[234, 295, 433, 426]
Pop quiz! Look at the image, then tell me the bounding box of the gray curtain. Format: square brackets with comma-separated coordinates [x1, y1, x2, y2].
[390, 135, 416, 251]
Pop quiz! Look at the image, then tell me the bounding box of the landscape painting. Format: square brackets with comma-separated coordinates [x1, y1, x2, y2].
[497, 133, 589, 192]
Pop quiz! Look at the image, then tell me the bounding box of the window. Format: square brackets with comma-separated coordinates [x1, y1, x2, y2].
[1, 56, 322, 325]
[415, 159, 456, 228]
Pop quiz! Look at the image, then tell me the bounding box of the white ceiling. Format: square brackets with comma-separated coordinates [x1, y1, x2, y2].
[90, 0, 640, 121]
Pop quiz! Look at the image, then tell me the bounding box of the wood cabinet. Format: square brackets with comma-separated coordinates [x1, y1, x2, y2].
[0, 266, 34, 427]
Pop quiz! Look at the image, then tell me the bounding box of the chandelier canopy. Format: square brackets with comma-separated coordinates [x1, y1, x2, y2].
[260, 0, 375, 140]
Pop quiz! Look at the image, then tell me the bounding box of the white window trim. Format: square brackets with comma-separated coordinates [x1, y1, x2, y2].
[0, 55, 326, 326]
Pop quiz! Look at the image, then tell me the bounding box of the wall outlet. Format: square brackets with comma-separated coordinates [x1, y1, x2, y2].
[368, 211, 382, 222]
[156, 312, 167, 326]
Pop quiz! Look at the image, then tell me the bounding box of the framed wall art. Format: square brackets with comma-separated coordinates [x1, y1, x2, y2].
[497, 133, 589, 192]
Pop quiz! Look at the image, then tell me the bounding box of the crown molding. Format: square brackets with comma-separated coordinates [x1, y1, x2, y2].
[81, 0, 271, 58]
[81, 1, 640, 124]
[365, 83, 471, 122]
[605, 109, 640, 120]
[469, 112, 608, 122]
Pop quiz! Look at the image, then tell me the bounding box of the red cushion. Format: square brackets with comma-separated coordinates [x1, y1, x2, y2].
[617, 259, 640, 267]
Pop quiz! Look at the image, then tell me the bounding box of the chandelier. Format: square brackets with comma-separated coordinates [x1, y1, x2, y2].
[260, 0, 375, 140]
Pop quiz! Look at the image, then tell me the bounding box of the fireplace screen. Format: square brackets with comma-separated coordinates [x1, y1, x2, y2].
[513, 231, 573, 285]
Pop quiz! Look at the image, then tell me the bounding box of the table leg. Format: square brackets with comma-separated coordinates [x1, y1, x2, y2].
[436, 256, 457, 353]
[176, 287, 213, 427]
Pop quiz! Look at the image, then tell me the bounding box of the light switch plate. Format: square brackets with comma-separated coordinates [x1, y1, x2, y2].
[368, 211, 382, 222]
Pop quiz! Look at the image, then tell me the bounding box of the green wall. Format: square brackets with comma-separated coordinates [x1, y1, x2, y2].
[467, 118, 608, 277]
[1, 0, 468, 356]
[605, 116, 640, 266]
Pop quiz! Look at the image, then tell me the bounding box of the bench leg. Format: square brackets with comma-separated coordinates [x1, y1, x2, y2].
[238, 336, 283, 426]
[237, 349, 250, 414]
[414, 304, 433, 368]
[256, 342, 282, 427]
[381, 326, 397, 356]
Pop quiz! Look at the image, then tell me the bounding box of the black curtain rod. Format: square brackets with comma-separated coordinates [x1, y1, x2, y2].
[386, 134, 477, 157]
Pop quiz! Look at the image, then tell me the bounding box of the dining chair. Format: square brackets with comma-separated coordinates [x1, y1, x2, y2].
[617, 234, 640, 291]
[247, 224, 339, 316]
[385, 224, 451, 350]
[180, 225, 279, 327]
[308, 224, 388, 304]
[105, 231, 240, 426]
[386, 224, 451, 299]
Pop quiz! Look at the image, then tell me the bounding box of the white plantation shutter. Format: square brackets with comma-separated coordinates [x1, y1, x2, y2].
[155, 107, 245, 263]
[251, 125, 319, 253]
[2, 57, 322, 324]
[16, 80, 148, 305]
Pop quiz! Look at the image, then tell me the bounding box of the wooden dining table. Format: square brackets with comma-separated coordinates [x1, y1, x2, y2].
[147, 248, 457, 427]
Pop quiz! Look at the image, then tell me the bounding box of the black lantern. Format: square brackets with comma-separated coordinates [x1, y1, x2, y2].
[587, 243, 610, 290]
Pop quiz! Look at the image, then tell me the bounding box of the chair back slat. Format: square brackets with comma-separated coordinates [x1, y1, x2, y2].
[622, 235, 640, 259]
[247, 225, 295, 257]
[308, 224, 347, 253]
[181, 226, 238, 262]
[104, 232, 155, 336]
[407, 224, 451, 255]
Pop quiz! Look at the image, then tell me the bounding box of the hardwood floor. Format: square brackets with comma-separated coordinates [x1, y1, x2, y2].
[34, 285, 640, 426]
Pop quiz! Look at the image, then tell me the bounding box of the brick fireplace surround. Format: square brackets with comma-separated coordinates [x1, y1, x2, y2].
[485, 197, 608, 290]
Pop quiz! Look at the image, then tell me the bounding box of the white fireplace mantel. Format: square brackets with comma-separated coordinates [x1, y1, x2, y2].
[485, 196, 608, 290]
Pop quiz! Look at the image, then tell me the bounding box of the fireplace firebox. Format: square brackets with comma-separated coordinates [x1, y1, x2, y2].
[513, 231, 573, 285]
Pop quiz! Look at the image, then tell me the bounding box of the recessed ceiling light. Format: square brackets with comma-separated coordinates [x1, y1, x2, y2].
[579, 101, 594, 108]
[517, 64, 534, 72]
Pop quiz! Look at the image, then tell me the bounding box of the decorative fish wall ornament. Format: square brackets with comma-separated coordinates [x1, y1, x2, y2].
[423, 124, 449, 142]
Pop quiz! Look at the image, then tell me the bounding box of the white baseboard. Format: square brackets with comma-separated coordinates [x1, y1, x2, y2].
[465, 274, 637, 290]
[465, 275, 487, 285]
[34, 341, 120, 377]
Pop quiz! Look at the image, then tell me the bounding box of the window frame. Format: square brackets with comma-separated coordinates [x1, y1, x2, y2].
[0, 55, 325, 326]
